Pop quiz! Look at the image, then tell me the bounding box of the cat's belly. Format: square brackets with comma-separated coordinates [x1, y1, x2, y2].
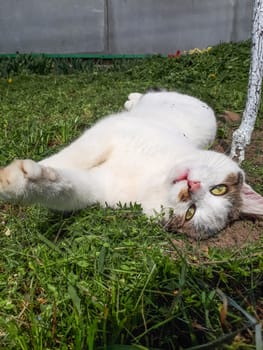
[88, 156, 173, 213]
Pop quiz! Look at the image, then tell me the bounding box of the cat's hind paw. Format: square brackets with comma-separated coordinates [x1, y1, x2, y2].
[0, 159, 57, 201]
[124, 92, 143, 111]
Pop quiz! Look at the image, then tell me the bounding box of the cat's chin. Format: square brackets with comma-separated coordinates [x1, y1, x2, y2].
[164, 215, 224, 240]
[172, 227, 220, 241]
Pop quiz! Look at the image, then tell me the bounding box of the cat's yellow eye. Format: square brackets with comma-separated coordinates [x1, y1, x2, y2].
[185, 204, 196, 221]
[210, 184, 228, 196]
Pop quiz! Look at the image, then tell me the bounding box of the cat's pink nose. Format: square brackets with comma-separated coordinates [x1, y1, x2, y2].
[188, 180, 201, 193]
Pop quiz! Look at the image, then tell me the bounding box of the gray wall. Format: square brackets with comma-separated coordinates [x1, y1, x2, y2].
[0, 0, 252, 55]
[0, 0, 105, 54]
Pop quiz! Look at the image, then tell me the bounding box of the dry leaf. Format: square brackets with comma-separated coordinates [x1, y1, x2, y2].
[224, 110, 241, 122]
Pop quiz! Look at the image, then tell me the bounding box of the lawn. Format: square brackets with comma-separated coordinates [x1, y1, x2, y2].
[0, 42, 262, 349]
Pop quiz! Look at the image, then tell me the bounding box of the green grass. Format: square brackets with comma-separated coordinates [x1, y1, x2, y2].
[0, 42, 262, 349]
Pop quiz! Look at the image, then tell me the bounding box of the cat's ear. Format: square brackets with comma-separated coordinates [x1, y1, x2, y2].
[240, 183, 263, 218]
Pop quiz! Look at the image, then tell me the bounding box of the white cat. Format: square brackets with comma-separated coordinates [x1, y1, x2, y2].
[1, 91, 263, 239]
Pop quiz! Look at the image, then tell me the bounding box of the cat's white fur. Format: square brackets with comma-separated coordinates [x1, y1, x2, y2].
[0, 91, 263, 238]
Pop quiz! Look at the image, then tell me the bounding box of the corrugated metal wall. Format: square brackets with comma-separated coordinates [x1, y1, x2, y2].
[0, 0, 252, 55]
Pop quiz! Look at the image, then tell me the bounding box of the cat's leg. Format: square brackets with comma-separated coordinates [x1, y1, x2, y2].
[38, 121, 114, 170]
[124, 93, 143, 111]
[126, 91, 217, 149]
[0, 159, 98, 211]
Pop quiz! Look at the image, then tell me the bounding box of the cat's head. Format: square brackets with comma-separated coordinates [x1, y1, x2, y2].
[165, 150, 263, 239]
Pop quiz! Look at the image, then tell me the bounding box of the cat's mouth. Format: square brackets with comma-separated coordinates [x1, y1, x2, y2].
[172, 171, 201, 194]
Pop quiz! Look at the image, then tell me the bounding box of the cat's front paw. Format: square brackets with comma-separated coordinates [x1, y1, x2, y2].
[124, 92, 143, 111]
[0, 159, 57, 201]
